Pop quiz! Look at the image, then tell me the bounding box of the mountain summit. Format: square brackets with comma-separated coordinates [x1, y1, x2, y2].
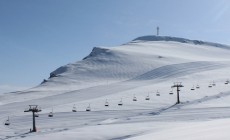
[133, 35, 229, 49]
[37, 35, 230, 91]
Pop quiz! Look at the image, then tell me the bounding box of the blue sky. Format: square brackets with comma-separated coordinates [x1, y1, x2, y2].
[0, 0, 230, 93]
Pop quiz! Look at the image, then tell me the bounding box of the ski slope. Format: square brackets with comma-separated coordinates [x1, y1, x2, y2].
[1, 35, 230, 140]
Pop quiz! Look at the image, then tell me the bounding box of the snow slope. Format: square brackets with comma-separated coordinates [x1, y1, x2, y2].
[1, 35, 230, 140]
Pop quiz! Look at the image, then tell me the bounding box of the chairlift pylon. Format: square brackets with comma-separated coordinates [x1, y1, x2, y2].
[24, 105, 41, 132]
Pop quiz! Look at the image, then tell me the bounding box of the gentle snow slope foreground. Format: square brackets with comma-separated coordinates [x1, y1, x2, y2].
[1, 35, 230, 140]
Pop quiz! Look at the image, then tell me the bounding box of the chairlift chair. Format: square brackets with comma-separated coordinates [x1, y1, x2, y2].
[145, 94, 150, 100]
[156, 90, 160, 96]
[86, 104, 91, 111]
[118, 98, 123, 106]
[196, 85, 200, 89]
[4, 117, 10, 126]
[133, 95, 137, 101]
[225, 80, 229, 84]
[72, 104, 77, 112]
[191, 86, 195, 90]
[208, 84, 212, 88]
[212, 82, 216, 86]
[169, 87, 173, 95]
[105, 99, 109, 107]
[48, 112, 53, 117]
[48, 108, 53, 117]
[169, 90, 173, 95]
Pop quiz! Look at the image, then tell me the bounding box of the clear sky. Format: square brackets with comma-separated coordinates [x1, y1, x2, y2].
[0, 0, 230, 93]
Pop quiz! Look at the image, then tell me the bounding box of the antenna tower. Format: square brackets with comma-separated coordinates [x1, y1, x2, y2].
[157, 26, 159, 36]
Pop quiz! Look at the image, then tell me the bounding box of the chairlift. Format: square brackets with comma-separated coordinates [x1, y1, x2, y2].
[212, 81, 216, 86]
[156, 90, 160, 96]
[196, 85, 200, 89]
[169, 89, 173, 95]
[4, 116, 10, 126]
[72, 104, 77, 112]
[191, 85, 195, 90]
[86, 104, 91, 111]
[118, 98, 123, 106]
[48, 112, 53, 117]
[145, 94, 150, 100]
[48, 108, 53, 117]
[105, 99, 109, 107]
[168, 87, 173, 95]
[133, 95, 137, 101]
[208, 84, 212, 88]
[225, 80, 229, 84]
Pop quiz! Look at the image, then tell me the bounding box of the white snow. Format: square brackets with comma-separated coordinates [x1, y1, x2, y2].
[1, 35, 230, 140]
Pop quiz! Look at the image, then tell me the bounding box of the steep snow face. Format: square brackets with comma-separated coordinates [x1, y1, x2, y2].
[2, 36, 230, 105]
[40, 36, 230, 91]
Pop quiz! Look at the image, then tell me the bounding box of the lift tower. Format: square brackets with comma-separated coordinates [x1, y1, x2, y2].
[24, 105, 42, 132]
[171, 82, 184, 104]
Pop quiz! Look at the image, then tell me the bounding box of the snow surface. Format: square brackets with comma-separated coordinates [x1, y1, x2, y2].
[1, 35, 230, 140]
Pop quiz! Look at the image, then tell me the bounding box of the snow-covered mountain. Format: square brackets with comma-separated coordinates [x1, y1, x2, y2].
[41, 35, 230, 88]
[2, 35, 230, 140]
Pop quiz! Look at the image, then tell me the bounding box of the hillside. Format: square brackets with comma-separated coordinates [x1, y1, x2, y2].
[41, 35, 230, 88]
[1, 35, 230, 140]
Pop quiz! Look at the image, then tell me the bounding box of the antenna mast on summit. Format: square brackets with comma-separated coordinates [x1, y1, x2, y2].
[157, 26, 159, 36]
